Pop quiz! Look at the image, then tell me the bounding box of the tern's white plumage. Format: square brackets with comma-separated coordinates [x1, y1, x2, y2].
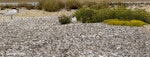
[71, 16, 77, 23]
[3, 9, 18, 19]
[3, 9, 17, 16]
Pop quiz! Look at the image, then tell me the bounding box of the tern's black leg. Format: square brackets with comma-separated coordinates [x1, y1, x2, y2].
[11, 16, 13, 19]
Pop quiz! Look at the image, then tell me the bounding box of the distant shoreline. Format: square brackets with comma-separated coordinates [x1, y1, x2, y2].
[1, 0, 150, 3]
[0, 2, 38, 5]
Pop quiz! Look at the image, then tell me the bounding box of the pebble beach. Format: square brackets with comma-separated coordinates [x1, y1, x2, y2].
[0, 8, 150, 57]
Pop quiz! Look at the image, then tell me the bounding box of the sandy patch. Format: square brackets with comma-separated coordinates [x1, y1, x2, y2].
[16, 9, 76, 17]
[0, 8, 76, 18]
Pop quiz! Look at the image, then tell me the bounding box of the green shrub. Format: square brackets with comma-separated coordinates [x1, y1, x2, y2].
[93, 7, 150, 23]
[92, 8, 114, 22]
[113, 7, 149, 21]
[75, 7, 150, 23]
[59, 15, 71, 24]
[75, 8, 96, 23]
[131, 9, 150, 23]
[103, 19, 147, 26]
[36, 0, 64, 12]
[113, 7, 130, 19]
[18, 3, 35, 10]
[65, 0, 81, 10]
[93, 7, 132, 21]
[144, 13, 150, 24]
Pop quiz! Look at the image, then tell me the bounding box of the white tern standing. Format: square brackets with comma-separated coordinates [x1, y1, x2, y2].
[2, 8, 19, 19]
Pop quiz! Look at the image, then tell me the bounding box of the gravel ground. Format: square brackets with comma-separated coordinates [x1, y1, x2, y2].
[0, 8, 150, 57]
[0, 15, 150, 57]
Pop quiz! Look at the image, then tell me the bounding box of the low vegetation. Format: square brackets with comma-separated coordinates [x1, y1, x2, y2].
[75, 8, 96, 23]
[65, 0, 81, 10]
[17, 3, 36, 10]
[0, 3, 35, 10]
[36, 0, 64, 12]
[59, 15, 71, 24]
[36, 0, 110, 12]
[1, 0, 150, 26]
[75, 7, 150, 24]
[103, 19, 147, 26]
[89, 1, 109, 9]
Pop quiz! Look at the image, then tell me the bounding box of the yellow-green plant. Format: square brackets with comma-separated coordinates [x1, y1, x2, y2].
[103, 19, 147, 26]
[127, 20, 147, 26]
[103, 19, 125, 25]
